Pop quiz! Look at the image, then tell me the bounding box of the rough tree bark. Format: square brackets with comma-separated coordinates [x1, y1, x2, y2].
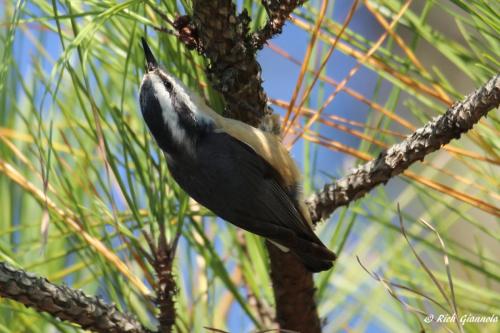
[0, 262, 151, 333]
[144, 226, 180, 333]
[190, 0, 272, 127]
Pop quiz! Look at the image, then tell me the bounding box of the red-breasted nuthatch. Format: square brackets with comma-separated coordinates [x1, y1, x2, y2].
[139, 38, 336, 272]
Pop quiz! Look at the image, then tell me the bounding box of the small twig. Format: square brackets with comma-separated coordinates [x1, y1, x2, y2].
[306, 74, 500, 223]
[140, 229, 157, 266]
[147, 2, 202, 52]
[417, 218, 462, 333]
[356, 206, 468, 333]
[356, 255, 449, 313]
[152, 226, 178, 333]
[147, 3, 176, 27]
[398, 206, 464, 333]
[356, 256, 427, 332]
[252, 0, 307, 50]
[203, 327, 230, 333]
[152, 25, 178, 37]
[0, 262, 152, 333]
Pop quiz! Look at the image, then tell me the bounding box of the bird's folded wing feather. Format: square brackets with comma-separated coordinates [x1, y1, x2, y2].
[193, 132, 320, 243]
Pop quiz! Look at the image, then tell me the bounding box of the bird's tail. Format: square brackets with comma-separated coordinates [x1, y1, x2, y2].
[294, 248, 335, 272]
[271, 234, 337, 273]
[292, 238, 336, 272]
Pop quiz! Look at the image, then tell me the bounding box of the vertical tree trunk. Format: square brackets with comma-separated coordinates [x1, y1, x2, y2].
[267, 242, 322, 332]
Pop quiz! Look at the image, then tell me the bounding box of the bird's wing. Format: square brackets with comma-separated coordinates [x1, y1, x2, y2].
[214, 117, 302, 190]
[166, 131, 335, 271]
[188, 131, 321, 244]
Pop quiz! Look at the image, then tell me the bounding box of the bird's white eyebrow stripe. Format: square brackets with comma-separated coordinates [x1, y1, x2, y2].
[149, 74, 188, 146]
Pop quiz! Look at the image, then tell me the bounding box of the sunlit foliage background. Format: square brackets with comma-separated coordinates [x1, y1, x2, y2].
[0, 1, 498, 332]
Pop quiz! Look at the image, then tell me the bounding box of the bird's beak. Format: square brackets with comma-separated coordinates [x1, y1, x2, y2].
[141, 37, 158, 72]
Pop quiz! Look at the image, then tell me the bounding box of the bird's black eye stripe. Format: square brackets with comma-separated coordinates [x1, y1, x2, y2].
[157, 72, 172, 92]
[161, 76, 173, 92]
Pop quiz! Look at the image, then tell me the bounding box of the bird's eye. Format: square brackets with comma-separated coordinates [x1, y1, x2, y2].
[162, 77, 173, 92]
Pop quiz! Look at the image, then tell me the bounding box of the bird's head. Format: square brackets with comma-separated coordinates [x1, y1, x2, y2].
[139, 38, 214, 157]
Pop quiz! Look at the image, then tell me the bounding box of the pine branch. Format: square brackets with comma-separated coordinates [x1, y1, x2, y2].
[147, 227, 179, 333]
[171, 1, 308, 129]
[252, 0, 307, 49]
[306, 74, 500, 223]
[189, 0, 272, 127]
[0, 262, 153, 333]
